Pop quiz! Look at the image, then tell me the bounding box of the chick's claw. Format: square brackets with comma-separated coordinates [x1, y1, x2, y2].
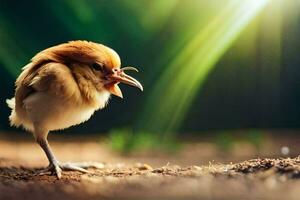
[36, 163, 62, 179]
[59, 163, 90, 173]
[36, 162, 105, 179]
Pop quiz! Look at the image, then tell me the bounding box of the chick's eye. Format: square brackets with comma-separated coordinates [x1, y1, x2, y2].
[92, 63, 104, 72]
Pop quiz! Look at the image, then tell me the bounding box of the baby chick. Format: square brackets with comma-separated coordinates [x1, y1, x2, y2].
[7, 41, 143, 179]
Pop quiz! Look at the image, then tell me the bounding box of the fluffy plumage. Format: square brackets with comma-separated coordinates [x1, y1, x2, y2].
[8, 41, 121, 131]
[6, 40, 142, 178]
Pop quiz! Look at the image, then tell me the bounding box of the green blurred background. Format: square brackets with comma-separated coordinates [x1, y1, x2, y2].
[0, 0, 300, 150]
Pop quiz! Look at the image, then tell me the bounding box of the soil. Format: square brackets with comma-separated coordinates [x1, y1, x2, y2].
[0, 135, 300, 200]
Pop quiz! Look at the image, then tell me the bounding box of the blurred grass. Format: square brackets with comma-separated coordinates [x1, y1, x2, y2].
[109, 128, 264, 153]
[109, 128, 181, 154]
[215, 129, 264, 152]
[215, 131, 236, 151]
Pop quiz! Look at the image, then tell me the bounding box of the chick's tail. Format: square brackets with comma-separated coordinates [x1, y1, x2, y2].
[6, 97, 22, 128]
[6, 97, 15, 109]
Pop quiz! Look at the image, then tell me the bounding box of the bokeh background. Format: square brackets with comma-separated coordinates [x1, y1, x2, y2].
[0, 0, 300, 153]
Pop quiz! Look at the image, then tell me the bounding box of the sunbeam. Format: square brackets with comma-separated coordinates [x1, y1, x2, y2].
[137, 0, 271, 136]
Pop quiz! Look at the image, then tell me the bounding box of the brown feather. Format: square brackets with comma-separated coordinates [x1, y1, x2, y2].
[8, 40, 120, 131]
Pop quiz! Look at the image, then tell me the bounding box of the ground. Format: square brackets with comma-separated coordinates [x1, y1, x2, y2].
[0, 133, 299, 200]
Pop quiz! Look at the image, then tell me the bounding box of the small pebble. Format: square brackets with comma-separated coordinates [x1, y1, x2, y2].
[192, 165, 202, 171]
[281, 146, 290, 156]
[138, 164, 153, 171]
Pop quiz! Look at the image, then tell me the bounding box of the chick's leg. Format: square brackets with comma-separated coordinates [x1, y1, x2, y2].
[36, 136, 62, 179]
[34, 126, 95, 179]
[36, 135, 91, 178]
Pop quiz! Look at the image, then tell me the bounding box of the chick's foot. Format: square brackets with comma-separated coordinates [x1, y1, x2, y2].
[36, 162, 104, 179]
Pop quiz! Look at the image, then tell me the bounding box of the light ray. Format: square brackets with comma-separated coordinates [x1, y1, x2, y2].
[136, 0, 270, 135]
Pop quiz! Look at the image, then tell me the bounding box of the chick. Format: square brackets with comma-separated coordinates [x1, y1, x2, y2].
[6, 41, 143, 178]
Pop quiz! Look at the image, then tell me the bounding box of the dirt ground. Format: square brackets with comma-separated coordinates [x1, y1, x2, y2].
[0, 133, 300, 200]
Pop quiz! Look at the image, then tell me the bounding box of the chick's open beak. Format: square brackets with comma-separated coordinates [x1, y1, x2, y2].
[104, 67, 143, 98]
